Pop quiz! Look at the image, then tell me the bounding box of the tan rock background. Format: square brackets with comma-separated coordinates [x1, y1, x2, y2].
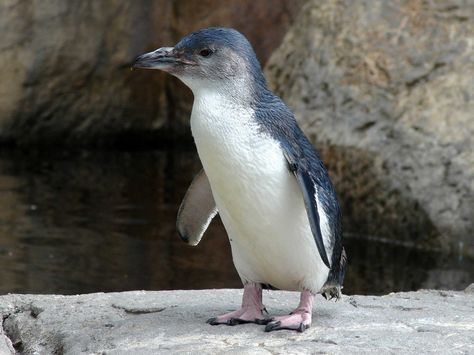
[0, 0, 303, 145]
[265, 0, 474, 255]
[0, 0, 473, 255]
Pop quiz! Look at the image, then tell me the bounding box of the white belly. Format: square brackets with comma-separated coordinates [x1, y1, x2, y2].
[190, 93, 329, 293]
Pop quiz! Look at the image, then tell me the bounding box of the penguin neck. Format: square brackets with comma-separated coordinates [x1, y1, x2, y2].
[188, 76, 266, 150]
[179, 72, 270, 110]
[190, 85, 256, 130]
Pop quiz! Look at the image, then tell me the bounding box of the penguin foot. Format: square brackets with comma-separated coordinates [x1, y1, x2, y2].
[264, 291, 314, 333]
[264, 310, 311, 332]
[207, 307, 265, 326]
[207, 283, 265, 326]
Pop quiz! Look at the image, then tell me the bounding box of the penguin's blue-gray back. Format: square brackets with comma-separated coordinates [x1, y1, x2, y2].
[253, 90, 346, 297]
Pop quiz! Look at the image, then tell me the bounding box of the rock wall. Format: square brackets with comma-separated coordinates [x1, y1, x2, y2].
[2, 0, 472, 254]
[0, 0, 303, 145]
[265, 0, 474, 254]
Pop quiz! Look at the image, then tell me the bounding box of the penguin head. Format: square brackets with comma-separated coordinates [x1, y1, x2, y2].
[133, 27, 266, 94]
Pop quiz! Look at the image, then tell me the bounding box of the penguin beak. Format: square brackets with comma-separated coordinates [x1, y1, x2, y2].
[132, 47, 196, 70]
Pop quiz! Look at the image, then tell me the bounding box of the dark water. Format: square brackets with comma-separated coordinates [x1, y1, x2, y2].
[0, 148, 472, 296]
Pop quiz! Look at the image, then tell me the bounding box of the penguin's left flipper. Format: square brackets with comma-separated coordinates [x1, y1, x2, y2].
[282, 147, 331, 268]
[177, 169, 218, 246]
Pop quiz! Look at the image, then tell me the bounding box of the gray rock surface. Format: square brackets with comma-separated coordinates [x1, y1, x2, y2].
[0, 0, 302, 145]
[265, 0, 474, 256]
[1, 287, 473, 354]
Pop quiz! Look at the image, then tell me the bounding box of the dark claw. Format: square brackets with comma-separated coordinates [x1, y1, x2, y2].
[255, 318, 272, 325]
[265, 321, 309, 333]
[264, 321, 282, 332]
[229, 318, 261, 325]
[207, 317, 268, 326]
[297, 323, 309, 333]
[227, 318, 240, 326]
[207, 317, 219, 325]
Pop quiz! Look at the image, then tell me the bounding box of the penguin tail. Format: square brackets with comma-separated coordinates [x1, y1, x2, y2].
[321, 247, 347, 300]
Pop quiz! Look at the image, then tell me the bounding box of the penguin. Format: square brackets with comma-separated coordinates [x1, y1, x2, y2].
[133, 27, 346, 332]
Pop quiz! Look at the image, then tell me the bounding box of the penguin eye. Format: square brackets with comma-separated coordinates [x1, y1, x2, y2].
[199, 48, 213, 57]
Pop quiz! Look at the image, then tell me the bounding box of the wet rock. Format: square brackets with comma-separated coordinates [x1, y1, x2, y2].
[0, 288, 473, 354]
[265, 0, 474, 255]
[0, 0, 303, 146]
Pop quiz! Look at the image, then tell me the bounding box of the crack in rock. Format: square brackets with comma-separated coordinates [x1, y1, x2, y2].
[1, 314, 16, 354]
[2, 313, 22, 354]
[2, 303, 64, 355]
[111, 304, 166, 314]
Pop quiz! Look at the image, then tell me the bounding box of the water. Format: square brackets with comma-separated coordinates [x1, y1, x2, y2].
[0, 148, 472, 295]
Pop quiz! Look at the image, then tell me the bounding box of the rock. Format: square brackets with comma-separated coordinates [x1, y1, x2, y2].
[0, 298, 16, 355]
[0, 0, 303, 146]
[265, 0, 474, 255]
[0, 289, 473, 354]
[0, 327, 14, 355]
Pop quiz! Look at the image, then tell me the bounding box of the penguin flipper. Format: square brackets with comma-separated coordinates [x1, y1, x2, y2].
[282, 148, 331, 269]
[177, 169, 218, 246]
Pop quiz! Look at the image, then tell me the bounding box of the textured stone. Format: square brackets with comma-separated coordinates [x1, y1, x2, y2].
[0, 328, 14, 355]
[0, 0, 303, 145]
[265, 0, 474, 255]
[0, 288, 473, 354]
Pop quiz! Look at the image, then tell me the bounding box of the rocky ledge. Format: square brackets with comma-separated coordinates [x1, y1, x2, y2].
[1, 287, 473, 354]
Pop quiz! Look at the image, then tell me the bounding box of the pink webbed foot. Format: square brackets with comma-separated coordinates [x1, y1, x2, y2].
[207, 306, 266, 326]
[265, 291, 315, 333]
[264, 309, 311, 332]
[207, 283, 266, 326]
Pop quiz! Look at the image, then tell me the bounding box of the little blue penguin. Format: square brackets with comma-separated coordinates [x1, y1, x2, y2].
[133, 27, 347, 333]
